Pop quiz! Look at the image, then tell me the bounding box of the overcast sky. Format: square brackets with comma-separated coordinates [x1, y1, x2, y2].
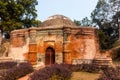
[36, 0, 98, 21]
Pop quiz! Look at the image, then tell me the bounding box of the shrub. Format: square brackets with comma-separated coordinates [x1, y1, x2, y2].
[98, 66, 120, 80]
[67, 64, 100, 73]
[0, 62, 33, 80]
[82, 64, 100, 73]
[0, 61, 17, 69]
[29, 63, 101, 80]
[29, 64, 72, 80]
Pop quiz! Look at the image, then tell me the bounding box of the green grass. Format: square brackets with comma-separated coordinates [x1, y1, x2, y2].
[71, 72, 100, 80]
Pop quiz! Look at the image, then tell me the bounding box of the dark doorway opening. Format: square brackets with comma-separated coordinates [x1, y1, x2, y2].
[45, 47, 55, 65]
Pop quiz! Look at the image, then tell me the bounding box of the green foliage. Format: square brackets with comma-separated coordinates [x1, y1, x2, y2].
[31, 20, 41, 27]
[81, 17, 92, 26]
[91, 0, 120, 33]
[90, 0, 120, 49]
[98, 29, 110, 49]
[74, 17, 92, 26]
[0, 0, 38, 33]
[91, 0, 110, 28]
[74, 19, 81, 26]
[98, 29, 117, 49]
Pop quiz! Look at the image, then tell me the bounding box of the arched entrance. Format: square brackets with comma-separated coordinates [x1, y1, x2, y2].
[45, 47, 55, 65]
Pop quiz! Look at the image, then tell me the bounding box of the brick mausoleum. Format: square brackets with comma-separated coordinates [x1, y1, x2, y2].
[9, 15, 111, 65]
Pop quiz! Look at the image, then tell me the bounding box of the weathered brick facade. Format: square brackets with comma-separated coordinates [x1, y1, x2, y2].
[9, 15, 109, 65]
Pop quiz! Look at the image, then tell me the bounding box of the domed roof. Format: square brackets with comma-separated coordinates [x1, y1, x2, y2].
[41, 14, 76, 28]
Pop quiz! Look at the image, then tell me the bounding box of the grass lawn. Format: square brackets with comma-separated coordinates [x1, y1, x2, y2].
[71, 72, 100, 80]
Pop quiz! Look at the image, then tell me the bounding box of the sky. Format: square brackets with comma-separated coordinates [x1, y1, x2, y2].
[36, 0, 98, 21]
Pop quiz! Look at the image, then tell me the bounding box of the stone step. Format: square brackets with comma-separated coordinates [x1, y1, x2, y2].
[0, 57, 13, 62]
[93, 58, 112, 66]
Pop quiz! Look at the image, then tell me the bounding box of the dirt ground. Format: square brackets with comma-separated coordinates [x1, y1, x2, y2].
[71, 72, 100, 80]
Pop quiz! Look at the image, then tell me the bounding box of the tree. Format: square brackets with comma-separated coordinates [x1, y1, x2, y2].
[81, 17, 92, 26]
[109, 0, 120, 15]
[109, 0, 120, 39]
[0, 0, 38, 33]
[112, 11, 120, 39]
[91, 0, 120, 35]
[98, 29, 110, 49]
[74, 17, 92, 26]
[31, 20, 41, 27]
[90, 0, 120, 49]
[91, 0, 110, 29]
[74, 19, 81, 26]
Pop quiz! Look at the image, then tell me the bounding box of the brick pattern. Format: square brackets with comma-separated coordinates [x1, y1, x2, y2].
[9, 15, 110, 65]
